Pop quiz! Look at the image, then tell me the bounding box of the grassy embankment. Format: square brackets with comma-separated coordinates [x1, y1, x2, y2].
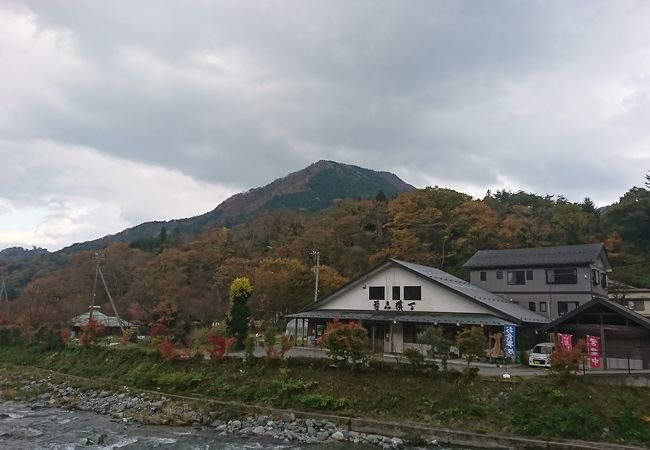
[1, 344, 650, 447]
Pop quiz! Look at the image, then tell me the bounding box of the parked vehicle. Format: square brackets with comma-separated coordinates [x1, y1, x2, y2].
[528, 342, 555, 367]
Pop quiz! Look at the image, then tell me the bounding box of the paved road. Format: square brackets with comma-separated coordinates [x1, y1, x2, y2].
[233, 345, 650, 379]
[236, 345, 549, 377]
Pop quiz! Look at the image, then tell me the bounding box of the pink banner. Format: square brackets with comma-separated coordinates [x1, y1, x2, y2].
[559, 333, 573, 350]
[587, 335, 600, 354]
[586, 335, 601, 369]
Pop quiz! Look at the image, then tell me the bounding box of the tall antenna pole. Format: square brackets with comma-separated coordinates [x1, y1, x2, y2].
[311, 250, 320, 303]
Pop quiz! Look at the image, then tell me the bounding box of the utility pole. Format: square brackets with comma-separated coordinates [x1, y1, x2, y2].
[311, 250, 320, 303]
[89, 253, 101, 320]
[98, 265, 125, 335]
[89, 253, 125, 334]
[0, 278, 8, 321]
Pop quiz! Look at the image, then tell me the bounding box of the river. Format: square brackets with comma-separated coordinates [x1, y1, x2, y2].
[0, 401, 464, 450]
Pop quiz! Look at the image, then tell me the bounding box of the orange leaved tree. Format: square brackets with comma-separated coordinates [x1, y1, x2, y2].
[318, 319, 368, 367]
[79, 318, 105, 347]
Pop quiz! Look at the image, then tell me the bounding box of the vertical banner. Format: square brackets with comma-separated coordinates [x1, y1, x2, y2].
[586, 335, 601, 369]
[503, 324, 516, 359]
[559, 333, 573, 350]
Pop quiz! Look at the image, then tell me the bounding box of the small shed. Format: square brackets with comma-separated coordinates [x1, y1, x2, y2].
[70, 310, 134, 336]
[541, 297, 650, 370]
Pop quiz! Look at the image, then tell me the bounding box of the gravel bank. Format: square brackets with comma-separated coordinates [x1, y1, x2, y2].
[1, 374, 416, 449]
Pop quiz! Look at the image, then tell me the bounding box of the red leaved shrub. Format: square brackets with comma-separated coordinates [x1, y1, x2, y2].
[79, 318, 105, 347]
[207, 334, 237, 361]
[158, 339, 179, 361]
[60, 328, 72, 343]
[149, 323, 167, 336]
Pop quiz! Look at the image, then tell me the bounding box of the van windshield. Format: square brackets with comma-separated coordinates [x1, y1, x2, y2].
[533, 345, 553, 354]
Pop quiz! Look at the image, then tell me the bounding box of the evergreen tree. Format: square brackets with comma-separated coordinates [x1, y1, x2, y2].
[227, 277, 252, 350]
[375, 189, 387, 202]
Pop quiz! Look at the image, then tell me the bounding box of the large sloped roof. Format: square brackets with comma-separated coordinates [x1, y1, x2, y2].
[542, 297, 650, 331]
[542, 297, 650, 332]
[298, 259, 548, 325]
[463, 243, 611, 271]
[392, 259, 547, 324]
[70, 311, 134, 328]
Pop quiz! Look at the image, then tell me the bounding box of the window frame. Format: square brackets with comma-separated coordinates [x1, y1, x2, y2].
[480, 271, 487, 281]
[546, 268, 578, 285]
[539, 302, 548, 313]
[558, 301, 579, 316]
[403, 286, 422, 301]
[591, 269, 600, 285]
[368, 286, 385, 301]
[392, 286, 400, 301]
[507, 270, 526, 285]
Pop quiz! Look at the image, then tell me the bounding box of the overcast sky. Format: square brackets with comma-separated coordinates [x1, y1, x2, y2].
[1, 1, 649, 251]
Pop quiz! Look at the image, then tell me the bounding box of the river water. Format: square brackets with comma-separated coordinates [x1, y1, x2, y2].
[0, 401, 461, 450]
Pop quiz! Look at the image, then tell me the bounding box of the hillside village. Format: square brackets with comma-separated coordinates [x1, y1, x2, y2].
[3, 162, 650, 449]
[1, 162, 650, 370]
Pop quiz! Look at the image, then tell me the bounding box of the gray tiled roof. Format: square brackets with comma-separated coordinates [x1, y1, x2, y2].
[70, 311, 134, 328]
[542, 297, 650, 332]
[463, 243, 608, 270]
[392, 259, 548, 324]
[286, 310, 512, 326]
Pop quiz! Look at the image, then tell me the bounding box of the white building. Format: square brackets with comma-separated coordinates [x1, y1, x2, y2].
[287, 259, 548, 355]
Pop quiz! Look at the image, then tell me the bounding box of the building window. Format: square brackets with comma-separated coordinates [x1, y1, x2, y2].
[528, 302, 536, 312]
[496, 271, 503, 280]
[633, 300, 646, 312]
[558, 301, 579, 316]
[392, 286, 400, 300]
[369, 286, 385, 300]
[526, 270, 533, 280]
[546, 268, 577, 284]
[404, 286, 422, 301]
[480, 271, 487, 281]
[592, 269, 600, 285]
[540, 302, 548, 313]
[601, 273, 608, 288]
[507, 270, 526, 285]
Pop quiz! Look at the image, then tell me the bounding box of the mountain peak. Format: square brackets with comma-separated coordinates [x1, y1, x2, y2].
[60, 161, 415, 253]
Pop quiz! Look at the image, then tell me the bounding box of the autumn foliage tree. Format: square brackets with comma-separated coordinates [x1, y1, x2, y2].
[158, 339, 179, 361]
[206, 334, 237, 361]
[456, 326, 486, 367]
[79, 318, 105, 347]
[550, 338, 586, 376]
[227, 277, 252, 350]
[319, 319, 368, 367]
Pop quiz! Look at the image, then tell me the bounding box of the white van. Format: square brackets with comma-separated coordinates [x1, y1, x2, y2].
[528, 342, 555, 367]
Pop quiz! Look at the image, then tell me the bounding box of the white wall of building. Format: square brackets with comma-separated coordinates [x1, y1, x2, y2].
[320, 265, 491, 315]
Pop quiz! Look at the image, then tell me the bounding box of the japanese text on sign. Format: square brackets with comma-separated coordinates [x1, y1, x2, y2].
[372, 300, 416, 312]
[503, 324, 516, 358]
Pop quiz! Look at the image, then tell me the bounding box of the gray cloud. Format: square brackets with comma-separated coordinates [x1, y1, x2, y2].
[1, 0, 650, 249]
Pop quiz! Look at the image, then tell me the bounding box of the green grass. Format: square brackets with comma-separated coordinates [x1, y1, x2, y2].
[2, 344, 650, 446]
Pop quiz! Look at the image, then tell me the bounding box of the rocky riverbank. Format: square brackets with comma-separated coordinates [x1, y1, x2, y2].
[1, 374, 413, 449]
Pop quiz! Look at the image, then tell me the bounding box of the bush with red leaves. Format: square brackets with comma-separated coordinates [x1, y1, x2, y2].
[79, 318, 105, 347]
[207, 334, 237, 361]
[158, 339, 179, 361]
